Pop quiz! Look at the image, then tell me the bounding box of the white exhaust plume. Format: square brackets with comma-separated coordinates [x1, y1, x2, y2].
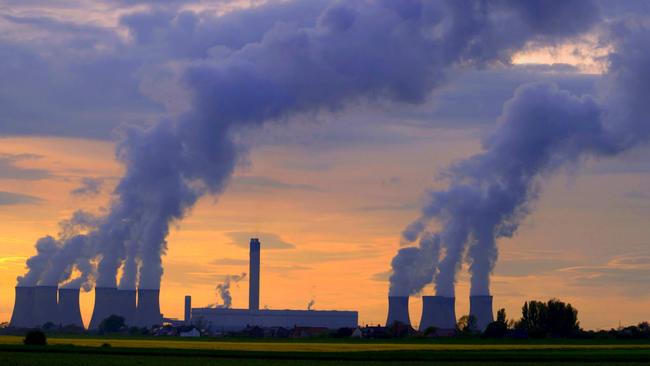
[16, 0, 600, 297]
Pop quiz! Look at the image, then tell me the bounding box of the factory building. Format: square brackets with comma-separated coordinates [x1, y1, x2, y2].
[188, 238, 358, 331]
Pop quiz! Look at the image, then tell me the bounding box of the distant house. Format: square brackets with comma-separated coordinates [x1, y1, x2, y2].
[180, 328, 200, 337]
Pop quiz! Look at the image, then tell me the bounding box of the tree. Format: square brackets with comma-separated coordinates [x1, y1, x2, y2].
[484, 308, 509, 338]
[515, 299, 580, 338]
[496, 308, 507, 324]
[456, 315, 478, 334]
[23, 329, 47, 346]
[98, 315, 126, 334]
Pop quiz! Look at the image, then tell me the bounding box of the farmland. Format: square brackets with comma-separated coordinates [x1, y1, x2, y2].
[1, 335, 650, 365]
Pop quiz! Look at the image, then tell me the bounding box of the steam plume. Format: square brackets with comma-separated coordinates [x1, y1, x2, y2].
[392, 20, 650, 297]
[17, 0, 600, 291]
[215, 272, 247, 309]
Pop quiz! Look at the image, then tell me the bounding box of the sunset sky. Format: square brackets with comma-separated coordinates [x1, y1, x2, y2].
[1, 0, 650, 330]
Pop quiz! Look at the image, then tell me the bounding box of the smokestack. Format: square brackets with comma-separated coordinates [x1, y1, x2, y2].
[184, 295, 191, 324]
[249, 238, 260, 311]
[89, 287, 118, 329]
[136, 289, 162, 328]
[116, 289, 137, 326]
[385, 296, 410, 326]
[58, 288, 84, 328]
[33, 285, 59, 327]
[469, 295, 494, 332]
[10, 286, 35, 328]
[419, 296, 456, 331]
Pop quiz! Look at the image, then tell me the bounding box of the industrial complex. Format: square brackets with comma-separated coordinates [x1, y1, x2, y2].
[186, 238, 358, 331]
[9, 236, 494, 332]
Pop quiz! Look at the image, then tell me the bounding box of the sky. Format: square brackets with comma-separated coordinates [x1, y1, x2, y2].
[1, 0, 650, 330]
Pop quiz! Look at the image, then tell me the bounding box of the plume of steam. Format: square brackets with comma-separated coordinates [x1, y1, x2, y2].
[17, 0, 601, 291]
[307, 299, 315, 310]
[392, 20, 650, 297]
[214, 272, 246, 309]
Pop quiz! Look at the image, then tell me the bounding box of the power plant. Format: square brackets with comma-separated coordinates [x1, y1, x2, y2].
[188, 238, 358, 331]
[386, 296, 411, 327]
[386, 295, 495, 332]
[88, 287, 118, 329]
[33, 285, 59, 326]
[58, 288, 84, 328]
[419, 296, 456, 331]
[470, 295, 494, 331]
[10, 286, 35, 328]
[7, 234, 495, 333]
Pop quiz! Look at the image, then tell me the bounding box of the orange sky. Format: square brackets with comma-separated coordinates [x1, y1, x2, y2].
[1, 123, 649, 330]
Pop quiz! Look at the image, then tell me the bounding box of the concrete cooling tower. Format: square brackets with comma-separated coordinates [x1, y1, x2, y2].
[419, 296, 456, 331]
[116, 289, 137, 326]
[89, 287, 118, 329]
[385, 296, 410, 326]
[470, 295, 494, 331]
[58, 288, 84, 328]
[10, 286, 35, 328]
[33, 285, 60, 327]
[136, 289, 162, 328]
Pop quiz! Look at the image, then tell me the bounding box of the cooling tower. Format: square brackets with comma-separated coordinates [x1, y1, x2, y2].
[385, 296, 410, 326]
[419, 296, 456, 331]
[116, 289, 137, 326]
[89, 287, 118, 329]
[33, 285, 60, 327]
[136, 288, 162, 328]
[249, 238, 260, 311]
[469, 295, 494, 331]
[58, 288, 84, 328]
[10, 286, 35, 328]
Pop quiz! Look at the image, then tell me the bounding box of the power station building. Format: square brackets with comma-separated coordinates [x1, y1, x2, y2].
[188, 238, 358, 331]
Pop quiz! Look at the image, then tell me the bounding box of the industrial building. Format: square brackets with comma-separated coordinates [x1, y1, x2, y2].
[385, 294, 494, 332]
[188, 238, 358, 331]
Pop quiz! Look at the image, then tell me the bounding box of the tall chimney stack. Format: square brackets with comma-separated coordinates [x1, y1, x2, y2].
[10, 286, 35, 328]
[386, 296, 411, 326]
[469, 295, 494, 332]
[184, 295, 191, 324]
[249, 238, 260, 311]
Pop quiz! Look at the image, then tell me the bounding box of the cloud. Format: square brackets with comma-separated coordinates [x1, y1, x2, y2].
[70, 177, 104, 197]
[0, 154, 51, 180]
[0, 191, 43, 205]
[232, 176, 322, 192]
[559, 253, 650, 296]
[226, 231, 295, 250]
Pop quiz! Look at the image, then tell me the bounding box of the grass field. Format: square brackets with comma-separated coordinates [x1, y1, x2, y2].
[1, 335, 650, 365]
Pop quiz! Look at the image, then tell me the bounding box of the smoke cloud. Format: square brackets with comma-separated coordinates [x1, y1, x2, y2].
[392, 19, 650, 297]
[17, 0, 601, 291]
[214, 272, 247, 309]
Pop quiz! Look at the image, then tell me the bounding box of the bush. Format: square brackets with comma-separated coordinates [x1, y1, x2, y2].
[483, 321, 508, 338]
[23, 329, 47, 346]
[98, 315, 126, 334]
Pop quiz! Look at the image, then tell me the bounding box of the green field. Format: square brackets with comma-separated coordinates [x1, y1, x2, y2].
[1, 335, 650, 365]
